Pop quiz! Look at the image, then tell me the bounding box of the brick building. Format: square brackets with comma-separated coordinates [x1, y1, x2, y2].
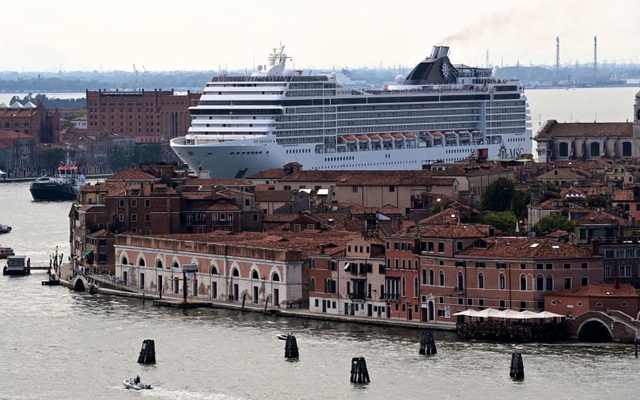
[0, 101, 60, 143]
[85, 89, 200, 143]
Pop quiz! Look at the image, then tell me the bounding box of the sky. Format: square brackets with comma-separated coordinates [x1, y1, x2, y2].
[1, 0, 639, 72]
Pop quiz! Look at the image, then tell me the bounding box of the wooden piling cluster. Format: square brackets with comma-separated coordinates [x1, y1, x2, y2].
[509, 353, 524, 381]
[138, 339, 156, 364]
[350, 357, 370, 384]
[419, 331, 437, 356]
[284, 334, 299, 359]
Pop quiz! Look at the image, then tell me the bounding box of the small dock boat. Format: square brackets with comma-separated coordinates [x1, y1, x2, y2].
[0, 245, 15, 259]
[3, 255, 30, 276]
[123, 377, 152, 390]
[0, 224, 11, 234]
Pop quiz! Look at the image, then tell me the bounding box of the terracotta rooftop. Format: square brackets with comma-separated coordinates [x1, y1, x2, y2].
[144, 229, 361, 258]
[535, 120, 632, 139]
[574, 210, 629, 226]
[183, 178, 254, 187]
[247, 168, 287, 180]
[255, 189, 293, 203]
[107, 168, 158, 181]
[457, 237, 594, 259]
[395, 223, 489, 239]
[553, 283, 639, 298]
[612, 189, 635, 201]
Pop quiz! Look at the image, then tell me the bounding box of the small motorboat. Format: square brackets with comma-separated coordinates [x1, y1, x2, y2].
[123, 378, 152, 390]
[0, 224, 11, 234]
[276, 333, 289, 341]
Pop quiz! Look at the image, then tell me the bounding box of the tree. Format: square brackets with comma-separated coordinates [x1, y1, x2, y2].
[511, 190, 530, 220]
[111, 145, 135, 171]
[134, 144, 164, 165]
[532, 214, 575, 236]
[483, 211, 518, 234]
[481, 177, 515, 212]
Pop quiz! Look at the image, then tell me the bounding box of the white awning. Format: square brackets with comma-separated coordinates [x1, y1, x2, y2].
[454, 308, 564, 319]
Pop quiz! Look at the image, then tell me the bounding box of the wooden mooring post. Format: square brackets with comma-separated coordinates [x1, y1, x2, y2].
[509, 353, 524, 381]
[137, 339, 156, 364]
[419, 331, 437, 356]
[284, 334, 299, 360]
[350, 357, 370, 384]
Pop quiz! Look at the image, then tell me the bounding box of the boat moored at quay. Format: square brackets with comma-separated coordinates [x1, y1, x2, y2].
[3, 255, 30, 276]
[170, 45, 532, 178]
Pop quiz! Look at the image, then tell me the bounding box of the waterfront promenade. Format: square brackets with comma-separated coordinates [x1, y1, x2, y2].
[59, 262, 455, 333]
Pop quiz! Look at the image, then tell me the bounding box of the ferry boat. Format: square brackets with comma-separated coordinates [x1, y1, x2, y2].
[29, 159, 86, 201]
[0, 245, 14, 259]
[3, 255, 30, 276]
[170, 45, 532, 178]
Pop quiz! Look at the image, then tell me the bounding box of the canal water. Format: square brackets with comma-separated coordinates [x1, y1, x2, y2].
[1, 182, 639, 399]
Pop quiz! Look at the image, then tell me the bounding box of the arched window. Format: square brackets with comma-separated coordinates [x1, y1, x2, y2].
[309, 277, 316, 292]
[429, 269, 435, 285]
[439, 270, 445, 286]
[414, 277, 419, 297]
[421, 269, 427, 285]
[595, 302, 604, 308]
[536, 275, 544, 291]
[155, 260, 163, 269]
[172, 262, 179, 269]
[252, 270, 259, 279]
[402, 276, 406, 297]
[478, 273, 484, 289]
[138, 258, 145, 267]
[210, 265, 218, 275]
[457, 272, 464, 291]
[499, 274, 506, 290]
[232, 268, 240, 277]
[122, 256, 128, 265]
[546, 275, 553, 291]
[520, 274, 527, 291]
[272, 273, 280, 282]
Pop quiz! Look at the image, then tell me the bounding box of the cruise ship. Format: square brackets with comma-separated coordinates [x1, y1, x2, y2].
[170, 45, 532, 178]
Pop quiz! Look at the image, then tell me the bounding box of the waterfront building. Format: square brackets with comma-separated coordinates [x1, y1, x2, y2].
[113, 230, 356, 306]
[308, 236, 387, 317]
[0, 131, 36, 178]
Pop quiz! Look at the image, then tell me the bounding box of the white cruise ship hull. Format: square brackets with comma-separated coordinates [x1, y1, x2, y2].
[170, 45, 532, 179]
[171, 135, 510, 179]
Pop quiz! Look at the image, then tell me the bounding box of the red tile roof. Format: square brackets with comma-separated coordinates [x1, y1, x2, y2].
[553, 283, 639, 298]
[457, 237, 594, 259]
[535, 120, 632, 139]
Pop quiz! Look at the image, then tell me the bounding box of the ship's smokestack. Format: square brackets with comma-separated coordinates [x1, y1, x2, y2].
[430, 46, 450, 60]
[430, 46, 440, 59]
